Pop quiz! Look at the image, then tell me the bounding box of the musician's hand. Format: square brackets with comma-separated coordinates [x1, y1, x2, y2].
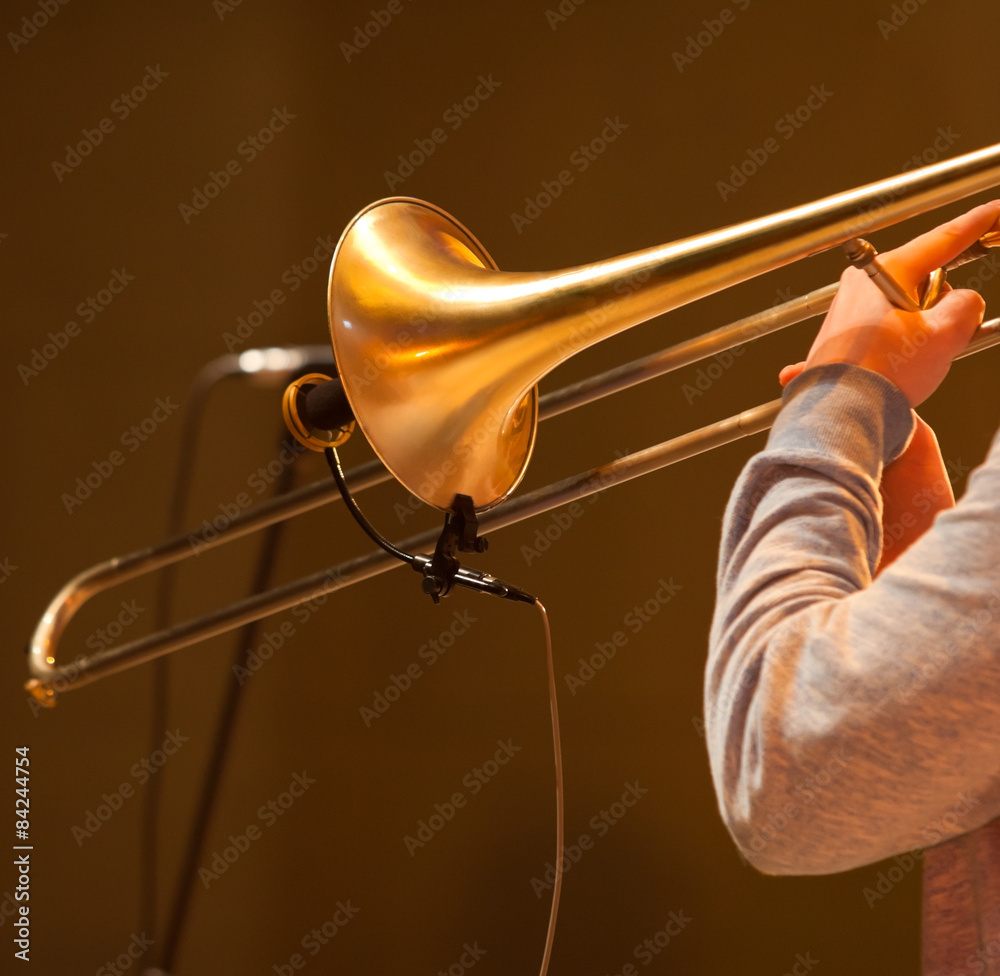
[799, 201, 999, 407]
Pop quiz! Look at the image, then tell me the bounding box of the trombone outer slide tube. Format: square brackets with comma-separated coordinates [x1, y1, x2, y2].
[28, 317, 1000, 701]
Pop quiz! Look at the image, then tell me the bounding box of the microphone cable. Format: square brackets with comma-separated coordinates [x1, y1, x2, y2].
[534, 598, 563, 976]
[323, 444, 565, 976]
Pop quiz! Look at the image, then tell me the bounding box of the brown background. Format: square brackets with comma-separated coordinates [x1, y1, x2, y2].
[3, 1, 1000, 973]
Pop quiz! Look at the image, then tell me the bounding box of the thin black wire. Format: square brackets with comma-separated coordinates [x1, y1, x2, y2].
[328, 441, 563, 972]
[159, 435, 299, 973]
[323, 446, 416, 565]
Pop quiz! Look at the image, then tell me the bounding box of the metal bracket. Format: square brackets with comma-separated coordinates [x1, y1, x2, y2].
[419, 494, 489, 603]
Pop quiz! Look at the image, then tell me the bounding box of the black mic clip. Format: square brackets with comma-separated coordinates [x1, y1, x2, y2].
[415, 494, 534, 606]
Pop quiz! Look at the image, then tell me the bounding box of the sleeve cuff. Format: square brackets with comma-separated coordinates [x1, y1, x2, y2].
[775, 363, 916, 469]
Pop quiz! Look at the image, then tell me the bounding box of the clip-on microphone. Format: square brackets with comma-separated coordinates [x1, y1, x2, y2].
[283, 373, 535, 605]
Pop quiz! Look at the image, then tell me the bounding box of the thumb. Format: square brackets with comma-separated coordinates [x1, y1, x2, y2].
[778, 361, 807, 387]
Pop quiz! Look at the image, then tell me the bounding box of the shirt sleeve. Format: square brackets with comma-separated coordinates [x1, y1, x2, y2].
[706, 362, 1000, 875]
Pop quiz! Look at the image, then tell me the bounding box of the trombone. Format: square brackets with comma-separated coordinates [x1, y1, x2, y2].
[26, 142, 1000, 705]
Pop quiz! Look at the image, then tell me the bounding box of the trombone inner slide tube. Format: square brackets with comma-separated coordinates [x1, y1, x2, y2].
[329, 143, 1000, 512]
[26, 318, 1000, 703]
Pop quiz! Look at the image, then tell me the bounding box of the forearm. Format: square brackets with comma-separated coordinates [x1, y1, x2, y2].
[707, 363, 1000, 873]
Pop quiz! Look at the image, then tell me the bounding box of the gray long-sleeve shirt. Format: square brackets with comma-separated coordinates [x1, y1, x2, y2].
[707, 362, 1000, 975]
